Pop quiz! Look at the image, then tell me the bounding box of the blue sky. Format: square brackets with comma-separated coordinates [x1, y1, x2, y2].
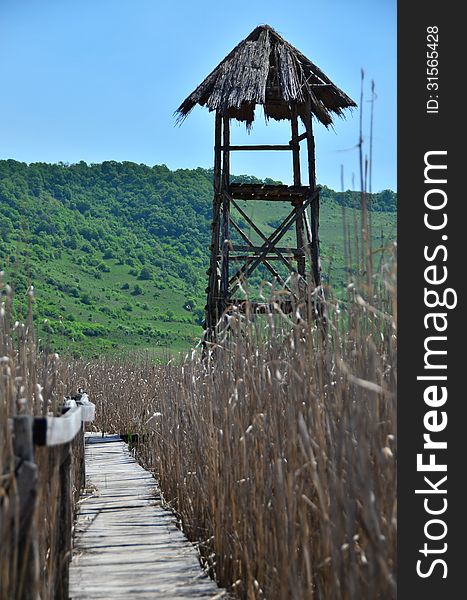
[0, 0, 396, 191]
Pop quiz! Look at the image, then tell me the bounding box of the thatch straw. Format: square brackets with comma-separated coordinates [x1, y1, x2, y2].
[176, 25, 357, 127]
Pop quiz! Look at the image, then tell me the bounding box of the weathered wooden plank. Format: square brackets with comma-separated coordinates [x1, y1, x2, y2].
[69, 435, 224, 599]
[229, 183, 309, 201]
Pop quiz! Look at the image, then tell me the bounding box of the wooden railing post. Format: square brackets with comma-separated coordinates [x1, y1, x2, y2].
[78, 423, 86, 491]
[56, 442, 72, 600]
[10, 401, 94, 599]
[13, 415, 39, 600]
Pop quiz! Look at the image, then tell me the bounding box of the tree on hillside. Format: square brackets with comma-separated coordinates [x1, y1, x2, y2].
[138, 267, 152, 280]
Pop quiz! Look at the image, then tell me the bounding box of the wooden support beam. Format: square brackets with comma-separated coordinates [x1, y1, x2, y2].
[228, 217, 293, 293]
[303, 209, 313, 251]
[305, 110, 317, 192]
[289, 132, 307, 145]
[230, 189, 319, 294]
[220, 116, 230, 305]
[229, 209, 297, 288]
[230, 183, 309, 201]
[236, 190, 318, 279]
[310, 191, 321, 286]
[228, 251, 289, 289]
[290, 104, 302, 185]
[220, 144, 292, 151]
[231, 195, 297, 202]
[205, 112, 223, 334]
[304, 111, 321, 286]
[230, 197, 294, 272]
[291, 103, 306, 281]
[230, 255, 296, 261]
[231, 244, 301, 255]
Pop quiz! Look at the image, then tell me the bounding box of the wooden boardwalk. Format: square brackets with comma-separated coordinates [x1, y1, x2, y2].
[69, 435, 223, 599]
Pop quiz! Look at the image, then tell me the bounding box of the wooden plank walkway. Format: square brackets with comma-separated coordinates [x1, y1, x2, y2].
[69, 434, 224, 599]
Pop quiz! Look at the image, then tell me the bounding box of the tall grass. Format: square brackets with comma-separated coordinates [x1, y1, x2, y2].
[0, 276, 83, 599]
[71, 240, 397, 598]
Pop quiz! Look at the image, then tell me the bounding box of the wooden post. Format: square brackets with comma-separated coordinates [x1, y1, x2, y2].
[290, 104, 301, 185]
[76, 422, 86, 492]
[291, 103, 306, 285]
[304, 109, 327, 336]
[304, 111, 321, 287]
[13, 416, 39, 600]
[220, 116, 230, 308]
[56, 442, 72, 600]
[205, 112, 223, 338]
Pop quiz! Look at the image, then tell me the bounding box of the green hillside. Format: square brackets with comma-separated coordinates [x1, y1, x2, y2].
[0, 160, 396, 356]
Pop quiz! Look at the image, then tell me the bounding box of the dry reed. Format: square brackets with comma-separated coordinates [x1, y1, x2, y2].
[0, 276, 83, 599]
[69, 244, 397, 599]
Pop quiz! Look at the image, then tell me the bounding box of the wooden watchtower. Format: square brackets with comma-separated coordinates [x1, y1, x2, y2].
[176, 25, 356, 338]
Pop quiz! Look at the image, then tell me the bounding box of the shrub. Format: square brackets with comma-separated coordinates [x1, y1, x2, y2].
[138, 267, 152, 280]
[184, 298, 195, 311]
[81, 323, 107, 337]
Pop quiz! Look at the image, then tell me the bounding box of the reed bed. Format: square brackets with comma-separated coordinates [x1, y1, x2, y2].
[71, 245, 397, 599]
[0, 277, 83, 599]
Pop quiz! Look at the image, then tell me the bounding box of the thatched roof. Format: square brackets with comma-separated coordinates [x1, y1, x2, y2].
[176, 25, 356, 128]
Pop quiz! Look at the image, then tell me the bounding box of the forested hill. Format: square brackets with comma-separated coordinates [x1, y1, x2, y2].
[0, 159, 396, 356]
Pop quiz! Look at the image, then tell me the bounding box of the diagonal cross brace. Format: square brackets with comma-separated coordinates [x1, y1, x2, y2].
[229, 217, 295, 296]
[228, 194, 296, 288]
[230, 188, 320, 295]
[229, 215, 292, 288]
[229, 195, 294, 272]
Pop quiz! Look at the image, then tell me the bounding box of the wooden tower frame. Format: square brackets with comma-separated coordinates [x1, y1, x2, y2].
[176, 25, 356, 341]
[205, 106, 322, 334]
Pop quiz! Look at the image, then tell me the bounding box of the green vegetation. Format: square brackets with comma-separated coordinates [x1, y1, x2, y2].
[0, 159, 396, 355]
